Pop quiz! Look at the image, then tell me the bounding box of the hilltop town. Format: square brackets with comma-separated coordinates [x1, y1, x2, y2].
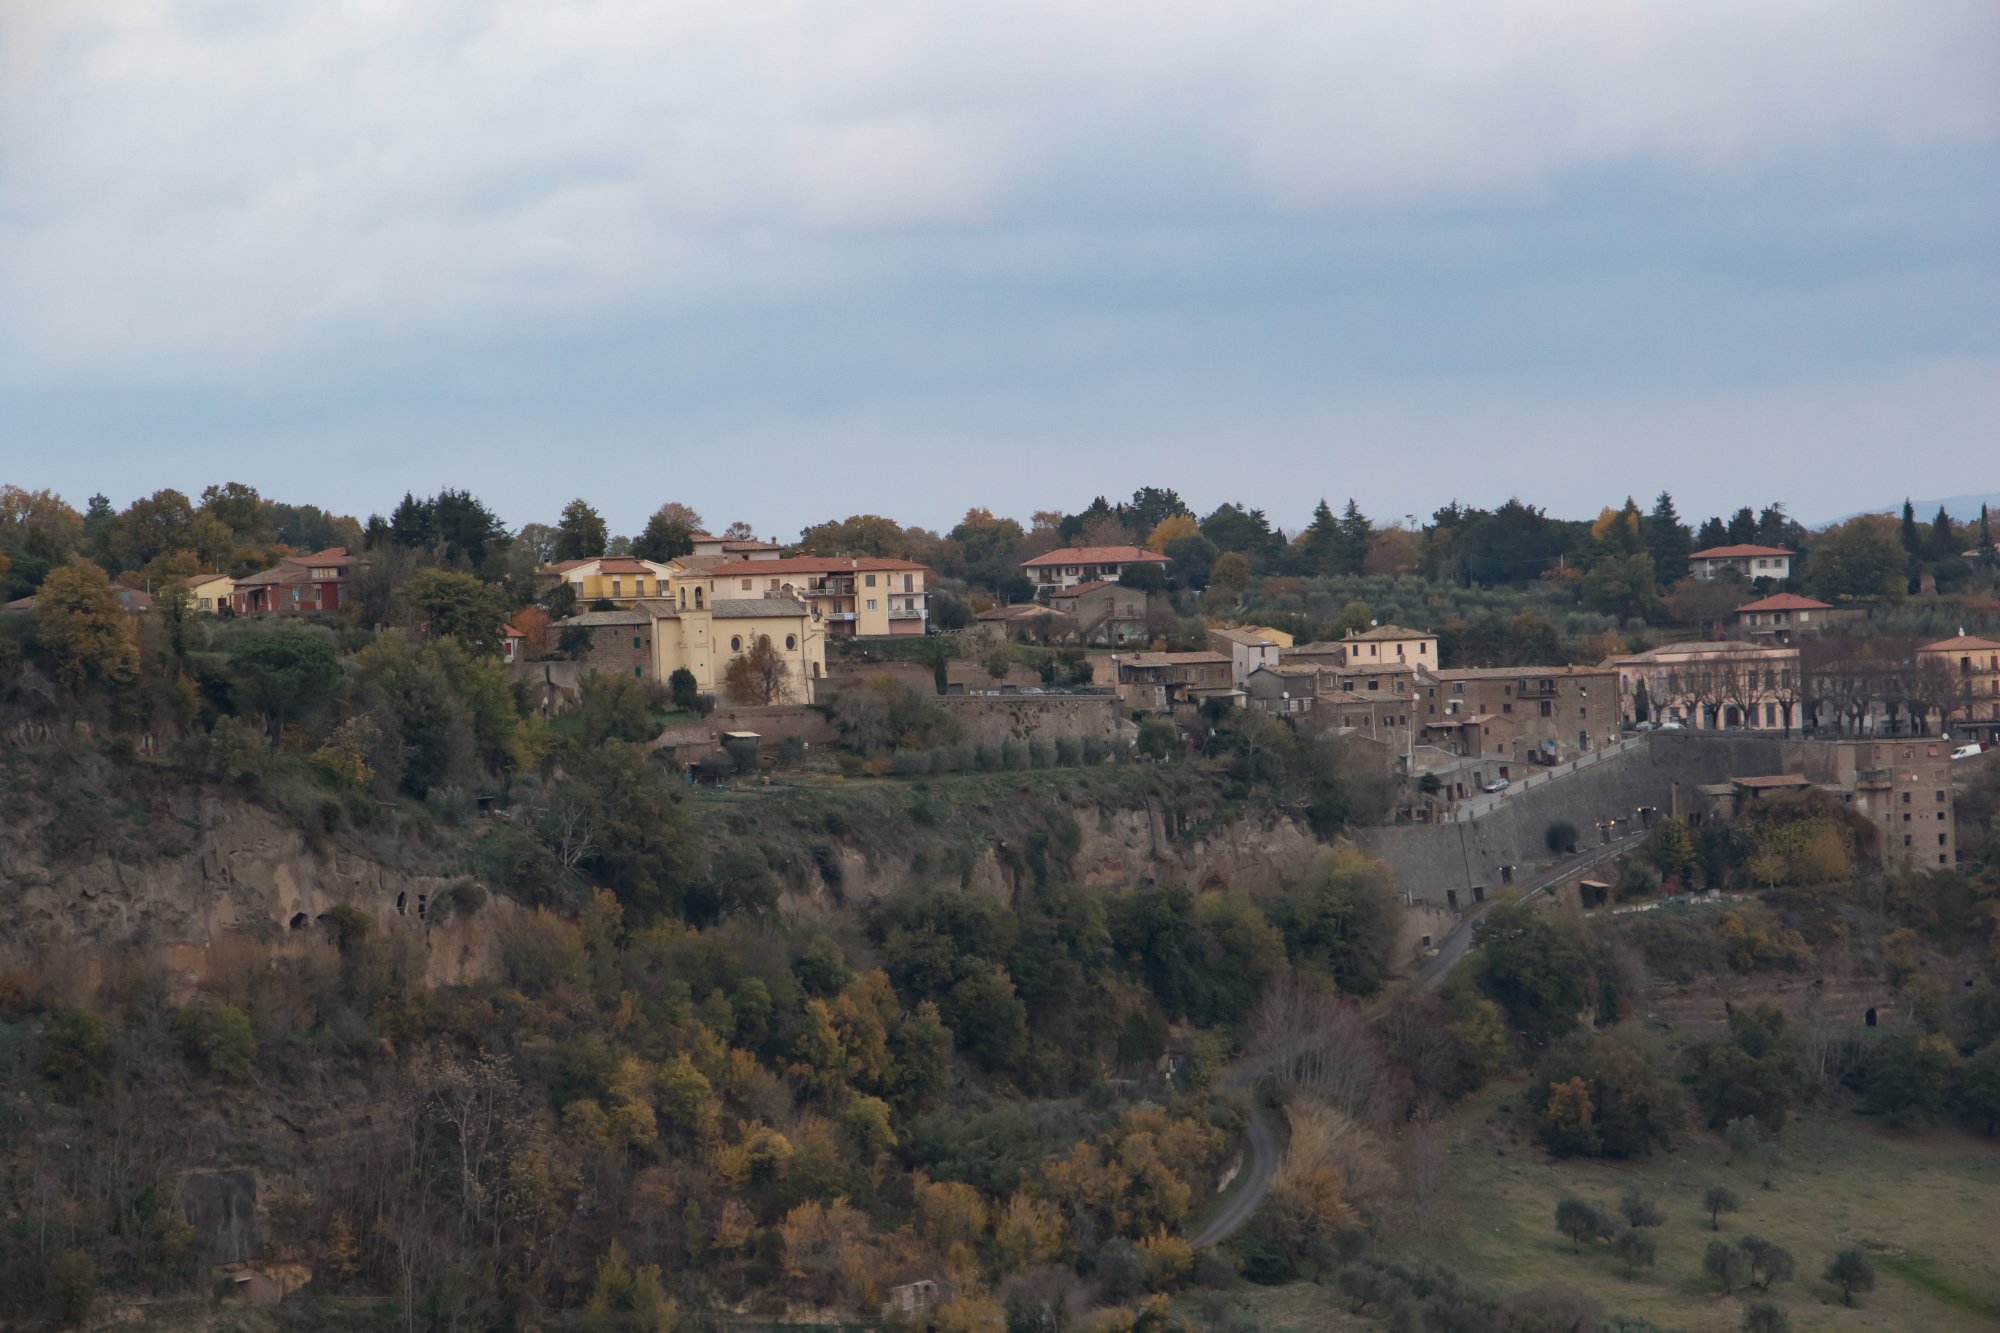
[2, 481, 1998, 1332]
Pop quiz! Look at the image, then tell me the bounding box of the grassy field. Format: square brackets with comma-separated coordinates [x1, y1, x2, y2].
[1227, 1081, 2000, 1332]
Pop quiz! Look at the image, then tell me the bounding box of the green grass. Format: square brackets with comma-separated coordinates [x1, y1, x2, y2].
[1225, 1080, 2000, 1332]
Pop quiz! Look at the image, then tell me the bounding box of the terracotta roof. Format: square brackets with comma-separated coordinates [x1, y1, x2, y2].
[293, 546, 362, 568]
[1210, 626, 1278, 646]
[1050, 580, 1117, 597]
[594, 557, 669, 574]
[1736, 593, 1832, 612]
[1345, 623, 1432, 641]
[1020, 545, 1169, 568]
[1251, 663, 1323, 677]
[1921, 634, 2000, 652]
[704, 556, 930, 577]
[544, 558, 597, 574]
[1690, 544, 1794, 559]
[1283, 641, 1348, 656]
[977, 604, 1070, 622]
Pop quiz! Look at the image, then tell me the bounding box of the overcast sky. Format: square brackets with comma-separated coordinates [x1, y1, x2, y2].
[2, 0, 1996, 539]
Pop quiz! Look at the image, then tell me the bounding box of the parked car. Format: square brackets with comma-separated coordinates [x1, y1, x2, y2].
[1633, 720, 1658, 732]
[1481, 778, 1510, 794]
[1952, 742, 1984, 760]
[1658, 720, 1684, 731]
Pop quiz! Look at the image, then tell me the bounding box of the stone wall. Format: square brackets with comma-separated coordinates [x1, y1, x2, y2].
[937, 694, 1122, 744]
[1361, 733, 1791, 906]
[704, 703, 841, 747]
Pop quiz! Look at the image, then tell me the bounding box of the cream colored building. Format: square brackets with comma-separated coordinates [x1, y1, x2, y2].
[706, 556, 931, 638]
[1602, 640, 1802, 732]
[556, 559, 828, 702]
[1340, 624, 1439, 668]
[184, 571, 236, 613]
[1918, 633, 2000, 743]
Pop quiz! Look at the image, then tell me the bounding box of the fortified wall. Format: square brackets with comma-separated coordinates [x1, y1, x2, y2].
[1361, 733, 1791, 907]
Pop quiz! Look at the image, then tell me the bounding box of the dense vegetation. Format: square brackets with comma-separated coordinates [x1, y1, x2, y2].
[5, 479, 2000, 1331]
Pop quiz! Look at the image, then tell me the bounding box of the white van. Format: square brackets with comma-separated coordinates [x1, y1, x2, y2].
[1952, 743, 1983, 761]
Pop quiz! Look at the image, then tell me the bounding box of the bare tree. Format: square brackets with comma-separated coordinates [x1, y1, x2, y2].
[1248, 974, 1398, 1125]
[724, 635, 794, 704]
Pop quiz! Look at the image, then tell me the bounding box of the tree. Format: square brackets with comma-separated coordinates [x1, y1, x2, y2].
[632, 506, 696, 562]
[1554, 1198, 1609, 1253]
[1619, 1190, 1662, 1229]
[1266, 850, 1399, 996]
[397, 568, 510, 656]
[1703, 1185, 1740, 1230]
[1612, 1227, 1656, 1278]
[1119, 561, 1168, 594]
[1822, 1248, 1874, 1306]
[1742, 1300, 1791, 1333]
[1644, 492, 1692, 585]
[1146, 513, 1200, 553]
[230, 627, 342, 735]
[1545, 821, 1579, 855]
[34, 559, 139, 691]
[1739, 1236, 1794, 1291]
[1807, 517, 1905, 601]
[556, 498, 609, 562]
[1959, 1041, 2000, 1135]
[723, 635, 792, 704]
[1207, 551, 1251, 605]
[513, 606, 554, 659]
[667, 666, 700, 714]
[1704, 1239, 1752, 1293]
[1475, 906, 1593, 1048]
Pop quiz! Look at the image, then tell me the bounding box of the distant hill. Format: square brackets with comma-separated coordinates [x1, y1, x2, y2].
[1833, 490, 2000, 524]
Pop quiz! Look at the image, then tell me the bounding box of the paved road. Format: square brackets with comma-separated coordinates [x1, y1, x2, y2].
[1190, 1100, 1281, 1250]
[1193, 824, 1657, 1247]
[1417, 829, 1649, 990]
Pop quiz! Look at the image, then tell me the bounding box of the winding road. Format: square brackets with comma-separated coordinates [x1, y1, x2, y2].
[1189, 1099, 1281, 1250]
[1189, 825, 1658, 1248]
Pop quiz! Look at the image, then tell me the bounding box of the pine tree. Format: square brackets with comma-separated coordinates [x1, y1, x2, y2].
[1295, 499, 1341, 576]
[1929, 506, 1957, 562]
[1645, 492, 1692, 584]
[1696, 516, 1729, 551]
[1337, 499, 1372, 575]
[1980, 505, 1997, 566]
[1900, 499, 1921, 554]
[1726, 507, 1758, 545]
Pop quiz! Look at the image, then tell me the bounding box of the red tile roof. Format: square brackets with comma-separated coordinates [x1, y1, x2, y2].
[1922, 634, 2000, 652]
[293, 546, 361, 568]
[1021, 545, 1169, 567]
[705, 555, 930, 576]
[1735, 593, 1831, 612]
[1690, 544, 1794, 559]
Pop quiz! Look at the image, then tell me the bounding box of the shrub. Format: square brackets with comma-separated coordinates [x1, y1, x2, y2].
[1546, 821, 1579, 855]
[1823, 1248, 1874, 1306]
[173, 1000, 257, 1082]
[1612, 1227, 1656, 1278]
[1704, 1239, 1752, 1293]
[1742, 1300, 1791, 1333]
[1554, 1198, 1611, 1253]
[1703, 1185, 1741, 1230]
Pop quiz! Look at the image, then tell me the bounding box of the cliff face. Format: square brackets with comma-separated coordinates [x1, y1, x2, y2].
[0, 756, 516, 992]
[3, 751, 1345, 992]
